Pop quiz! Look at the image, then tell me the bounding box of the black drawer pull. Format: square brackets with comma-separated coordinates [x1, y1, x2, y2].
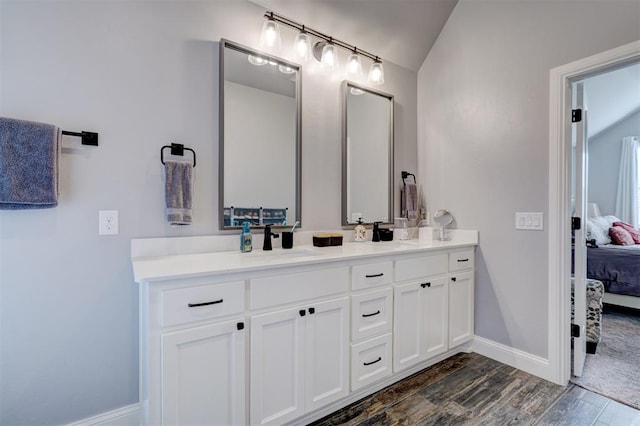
[188, 299, 223, 308]
[299, 309, 306, 317]
[237, 322, 244, 331]
[362, 310, 381, 318]
[451, 277, 457, 282]
[421, 282, 431, 288]
[363, 357, 382, 366]
[308, 307, 315, 315]
[365, 273, 384, 278]
[457, 258, 469, 262]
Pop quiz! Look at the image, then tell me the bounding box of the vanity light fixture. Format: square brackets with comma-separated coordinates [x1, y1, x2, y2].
[260, 12, 282, 51]
[260, 11, 385, 86]
[346, 49, 364, 79]
[293, 27, 312, 62]
[368, 57, 385, 85]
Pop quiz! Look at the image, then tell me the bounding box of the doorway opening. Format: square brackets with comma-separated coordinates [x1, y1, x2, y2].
[568, 62, 640, 409]
[548, 39, 640, 406]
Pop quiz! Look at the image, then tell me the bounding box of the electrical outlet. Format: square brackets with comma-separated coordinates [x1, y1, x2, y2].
[99, 210, 119, 235]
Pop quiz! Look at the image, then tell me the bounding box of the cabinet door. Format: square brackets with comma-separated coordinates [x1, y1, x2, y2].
[393, 282, 423, 372]
[162, 319, 245, 426]
[251, 307, 305, 425]
[449, 271, 474, 348]
[422, 277, 449, 359]
[305, 297, 349, 412]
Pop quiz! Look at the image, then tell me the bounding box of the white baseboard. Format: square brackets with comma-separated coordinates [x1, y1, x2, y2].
[66, 404, 139, 426]
[472, 336, 553, 382]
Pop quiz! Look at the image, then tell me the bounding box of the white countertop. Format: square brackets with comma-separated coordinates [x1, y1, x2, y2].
[131, 231, 478, 283]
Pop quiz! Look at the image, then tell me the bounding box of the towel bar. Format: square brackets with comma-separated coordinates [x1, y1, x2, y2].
[161, 143, 196, 167]
[61, 130, 99, 146]
[401, 171, 416, 185]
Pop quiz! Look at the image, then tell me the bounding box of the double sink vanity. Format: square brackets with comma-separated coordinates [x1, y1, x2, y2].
[131, 231, 478, 425]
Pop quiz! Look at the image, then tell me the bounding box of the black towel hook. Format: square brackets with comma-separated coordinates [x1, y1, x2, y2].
[161, 143, 196, 167]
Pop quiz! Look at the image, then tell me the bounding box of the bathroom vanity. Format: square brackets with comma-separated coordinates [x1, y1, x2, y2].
[131, 232, 477, 425]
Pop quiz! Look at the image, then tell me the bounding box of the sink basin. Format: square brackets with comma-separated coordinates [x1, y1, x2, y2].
[242, 248, 320, 260]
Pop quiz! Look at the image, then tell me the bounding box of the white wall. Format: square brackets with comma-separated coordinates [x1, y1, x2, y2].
[0, 1, 417, 423]
[588, 110, 640, 216]
[418, 0, 640, 359]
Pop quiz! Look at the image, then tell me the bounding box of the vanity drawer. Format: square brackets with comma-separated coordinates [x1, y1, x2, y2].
[449, 249, 475, 272]
[351, 333, 392, 391]
[351, 288, 393, 341]
[395, 253, 448, 282]
[250, 266, 349, 310]
[161, 281, 245, 328]
[351, 261, 393, 290]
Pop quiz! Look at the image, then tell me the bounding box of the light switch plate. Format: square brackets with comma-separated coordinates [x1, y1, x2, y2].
[515, 212, 543, 230]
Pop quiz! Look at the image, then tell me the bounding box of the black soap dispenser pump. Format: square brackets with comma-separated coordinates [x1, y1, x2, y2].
[372, 221, 382, 242]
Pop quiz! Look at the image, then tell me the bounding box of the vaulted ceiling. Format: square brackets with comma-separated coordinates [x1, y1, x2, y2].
[248, 0, 639, 135]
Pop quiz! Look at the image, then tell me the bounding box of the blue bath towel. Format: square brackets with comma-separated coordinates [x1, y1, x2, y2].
[0, 117, 60, 209]
[164, 160, 193, 225]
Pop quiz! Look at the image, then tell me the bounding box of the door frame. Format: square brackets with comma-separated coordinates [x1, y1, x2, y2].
[548, 40, 640, 385]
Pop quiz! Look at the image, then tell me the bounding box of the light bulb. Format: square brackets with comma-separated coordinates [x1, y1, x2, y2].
[260, 18, 281, 51]
[321, 43, 338, 70]
[368, 59, 384, 85]
[279, 64, 295, 74]
[346, 52, 363, 79]
[293, 31, 311, 62]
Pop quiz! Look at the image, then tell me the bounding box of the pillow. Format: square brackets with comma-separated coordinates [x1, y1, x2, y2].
[613, 221, 640, 244]
[586, 218, 611, 245]
[609, 226, 635, 245]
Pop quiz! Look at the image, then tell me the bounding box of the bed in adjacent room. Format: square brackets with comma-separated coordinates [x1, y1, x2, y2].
[586, 215, 640, 309]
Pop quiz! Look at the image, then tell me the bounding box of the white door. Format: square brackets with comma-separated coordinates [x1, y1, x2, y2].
[448, 272, 474, 348]
[393, 282, 423, 372]
[304, 297, 349, 412]
[422, 277, 449, 359]
[572, 81, 588, 377]
[251, 307, 305, 425]
[162, 319, 245, 426]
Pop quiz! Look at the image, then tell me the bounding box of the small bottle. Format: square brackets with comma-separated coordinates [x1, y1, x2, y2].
[354, 218, 366, 242]
[241, 222, 252, 253]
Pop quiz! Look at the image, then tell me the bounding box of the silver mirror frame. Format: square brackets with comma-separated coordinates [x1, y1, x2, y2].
[218, 39, 302, 230]
[341, 80, 394, 226]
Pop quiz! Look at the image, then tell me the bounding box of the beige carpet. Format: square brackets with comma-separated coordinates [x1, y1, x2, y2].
[571, 307, 640, 410]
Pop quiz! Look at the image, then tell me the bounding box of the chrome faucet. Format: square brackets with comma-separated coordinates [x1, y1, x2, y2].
[263, 224, 279, 250]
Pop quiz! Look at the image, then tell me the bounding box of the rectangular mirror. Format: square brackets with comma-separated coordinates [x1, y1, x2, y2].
[342, 81, 394, 225]
[219, 39, 301, 229]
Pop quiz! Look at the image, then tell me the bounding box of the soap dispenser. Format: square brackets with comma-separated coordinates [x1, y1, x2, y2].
[353, 218, 366, 242]
[372, 221, 382, 242]
[240, 222, 252, 253]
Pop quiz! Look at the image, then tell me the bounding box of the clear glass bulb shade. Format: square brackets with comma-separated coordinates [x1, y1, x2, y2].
[321, 43, 339, 70]
[260, 18, 281, 51]
[368, 60, 384, 85]
[293, 32, 311, 62]
[346, 53, 363, 79]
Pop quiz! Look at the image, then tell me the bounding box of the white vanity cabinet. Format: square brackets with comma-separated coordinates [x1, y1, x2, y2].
[138, 278, 246, 426]
[249, 267, 350, 425]
[393, 249, 475, 373]
[132, 233, 477, 426]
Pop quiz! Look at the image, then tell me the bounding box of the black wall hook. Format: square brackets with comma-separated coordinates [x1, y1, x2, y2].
[401, 171, 416, 185]
[161, 143, 196, 167]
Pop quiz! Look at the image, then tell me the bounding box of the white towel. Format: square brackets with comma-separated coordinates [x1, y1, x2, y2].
[164, 160, 193, 225]
[401, 183, 418, 220]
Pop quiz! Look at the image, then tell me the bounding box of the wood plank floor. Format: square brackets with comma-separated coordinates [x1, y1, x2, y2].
[309, 352, 640, 425]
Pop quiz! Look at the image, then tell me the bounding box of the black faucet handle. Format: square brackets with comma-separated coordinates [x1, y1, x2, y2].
[273, 233, 280, 238]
